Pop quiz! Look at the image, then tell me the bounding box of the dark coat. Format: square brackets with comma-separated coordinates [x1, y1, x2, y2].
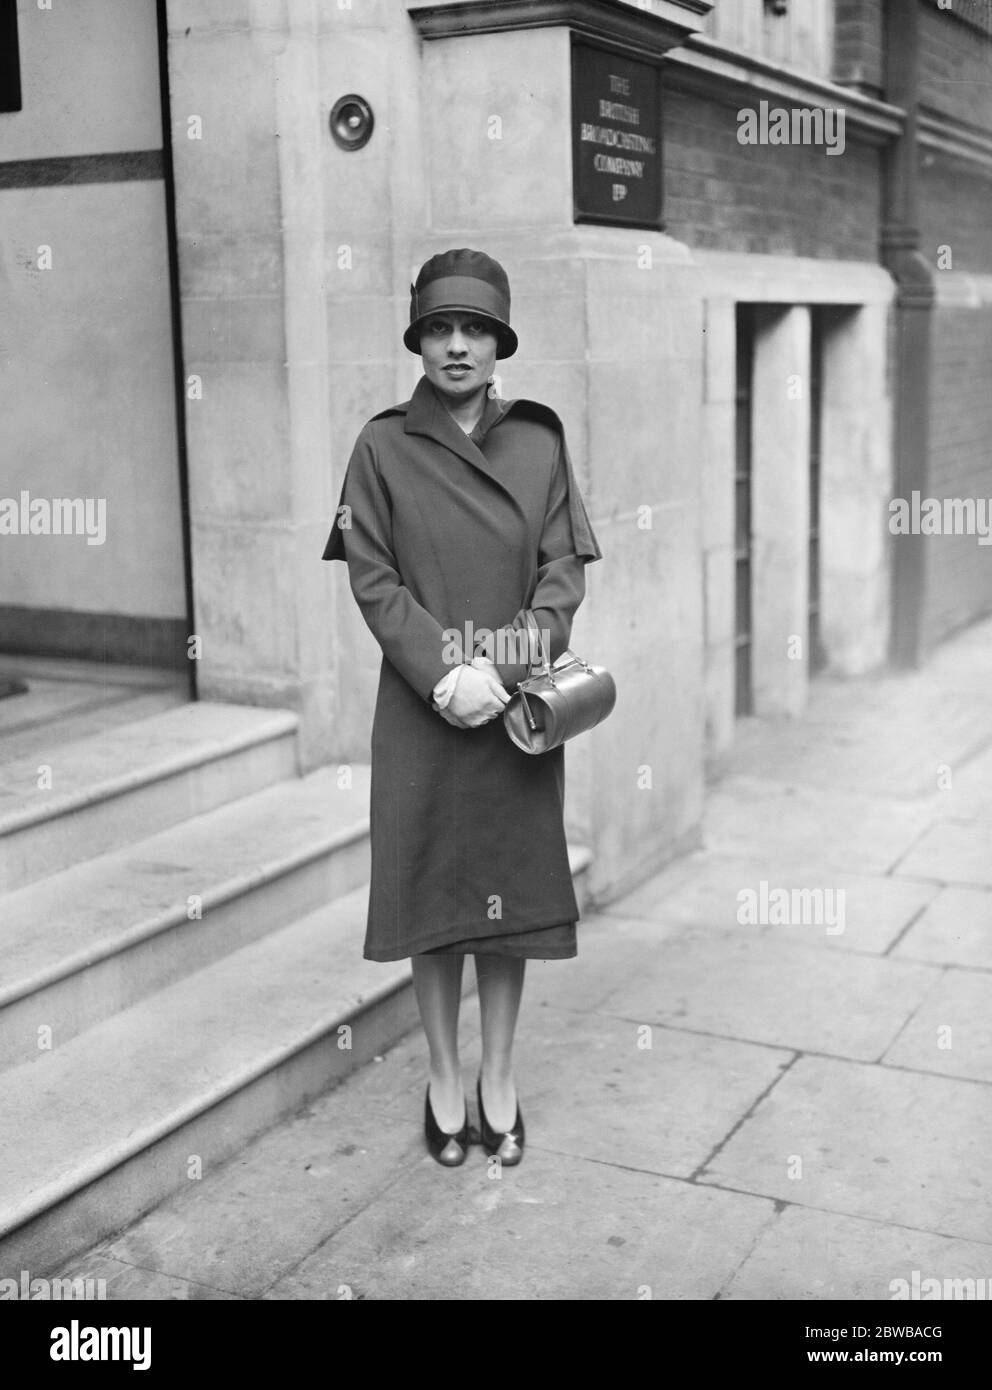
[323, 375, 601, 961]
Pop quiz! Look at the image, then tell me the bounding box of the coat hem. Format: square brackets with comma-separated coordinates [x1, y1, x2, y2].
[363, 913, 579, 962]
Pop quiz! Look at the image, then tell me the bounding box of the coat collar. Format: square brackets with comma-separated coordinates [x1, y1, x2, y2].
[402, 375, 517, 495]
[359, 377, 600, 563]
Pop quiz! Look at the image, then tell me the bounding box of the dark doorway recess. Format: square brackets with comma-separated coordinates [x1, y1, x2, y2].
[0, 0, 22, 112]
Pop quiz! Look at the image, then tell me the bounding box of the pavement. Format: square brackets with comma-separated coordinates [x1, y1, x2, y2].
[55, 618, 992, 1300]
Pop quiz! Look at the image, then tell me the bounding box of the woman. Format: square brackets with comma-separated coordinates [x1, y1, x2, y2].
[323, 248, 601, 1167]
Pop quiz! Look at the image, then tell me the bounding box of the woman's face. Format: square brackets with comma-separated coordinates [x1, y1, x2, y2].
[420, 311, 499, 405]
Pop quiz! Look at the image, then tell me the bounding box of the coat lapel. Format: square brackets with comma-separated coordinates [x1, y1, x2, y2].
[403, 376, 519, 501]
[399, 378, 601, 563]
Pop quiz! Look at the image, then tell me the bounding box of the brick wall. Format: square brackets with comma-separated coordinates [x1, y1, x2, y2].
[662, 88, 881, 259]
[833, 3, 992, 126]
[919, 154, 992, 275]
[914, 3, 992, 647]
[923, 304, 992, 644]
[919, 1, 992, 133]
[833, 0, 884, 94]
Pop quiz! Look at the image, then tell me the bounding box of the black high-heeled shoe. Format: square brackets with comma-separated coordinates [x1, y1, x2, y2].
[424, 1086, 471, 1167]
[476, 1075, 525, 1166]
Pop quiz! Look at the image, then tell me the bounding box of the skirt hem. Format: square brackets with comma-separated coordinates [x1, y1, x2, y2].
[364, 915, 578, 962]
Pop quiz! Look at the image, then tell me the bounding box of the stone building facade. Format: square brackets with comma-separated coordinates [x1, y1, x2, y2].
[2, 0, 991, 903]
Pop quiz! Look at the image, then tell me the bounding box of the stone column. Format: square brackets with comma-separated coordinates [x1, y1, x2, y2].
[699, 296, 737, 770]
[819, 302, 892, 675]
[165, 0, 418, 768]
[751, 304, 811, 719]
[165, 0, 333, 764]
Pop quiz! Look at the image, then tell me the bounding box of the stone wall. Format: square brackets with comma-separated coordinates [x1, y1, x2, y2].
[164, 0, 426, 765]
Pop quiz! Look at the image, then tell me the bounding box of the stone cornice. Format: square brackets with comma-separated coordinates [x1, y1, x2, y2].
[406, 0, 713, 59]
[687, 250, 895, 306]
[664, 34, 904, 145]
[918, 108, 992, 178]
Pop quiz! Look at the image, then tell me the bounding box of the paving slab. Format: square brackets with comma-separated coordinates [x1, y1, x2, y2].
[54, 1004, 781, 1301]
[49, 1255, 242, 1302]
[926, 620, 992, 683]
[727, 682, 992, 801]
[893, 887, 992, 969]
[594, 928, 938, 1060]
[720, 1204, 992, 1301]
[759, 874, 937, 957]
[606, 853, 936, 956]
[605, 850, 848, 922]
[264, 1150, 778, 1301]
[352, 1004, 789, 1179]
[931, 746, 992, 825]
[882, 970, 992, 1085]
[506, 1005, 792, 1178]
[80, 1049, 427, 1299]
[607, 849, 821, 921]
[524, 912, 689, 1015]
[894, 823, 992, 889]
[598, 851, 714, 920]
[698, 1056, 992, 1243]
[702, 777, 932, 876]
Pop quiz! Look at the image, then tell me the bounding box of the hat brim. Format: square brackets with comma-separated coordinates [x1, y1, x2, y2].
[403, 310, 517, 359]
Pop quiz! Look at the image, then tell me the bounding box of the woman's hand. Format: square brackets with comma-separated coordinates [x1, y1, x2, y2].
[447, 664, 510, 728]
[436, 706, 470, 729]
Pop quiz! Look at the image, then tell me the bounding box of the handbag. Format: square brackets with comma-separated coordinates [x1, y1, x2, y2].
[502, 610, 616, 754]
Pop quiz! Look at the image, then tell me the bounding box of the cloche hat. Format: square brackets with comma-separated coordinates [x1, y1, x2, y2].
[403, 248, 518, 358]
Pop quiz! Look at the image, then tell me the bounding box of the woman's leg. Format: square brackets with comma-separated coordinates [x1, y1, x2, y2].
[411, 953, 466, 1132]
[475, 953, 526, 1131]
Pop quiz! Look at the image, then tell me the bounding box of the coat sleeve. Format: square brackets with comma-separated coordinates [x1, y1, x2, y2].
[322, 426, 464, 700]
[484, 431, 598, 692]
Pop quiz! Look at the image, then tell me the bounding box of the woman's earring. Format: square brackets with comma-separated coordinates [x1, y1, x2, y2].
[487, 375, 498, 400]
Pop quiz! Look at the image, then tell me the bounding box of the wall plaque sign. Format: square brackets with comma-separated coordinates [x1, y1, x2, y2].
[571, 39, 662, 230]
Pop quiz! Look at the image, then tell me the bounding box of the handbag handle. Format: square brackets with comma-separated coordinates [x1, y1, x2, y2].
[522, 609, 552, 679]
[516, 609, 550, 730]
[520, 610, 589, 682]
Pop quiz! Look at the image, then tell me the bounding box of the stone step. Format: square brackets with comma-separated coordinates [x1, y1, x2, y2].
[0, 766, 372, 1071]
[0, 655, 188, 692]
[0, 886, 409, 1279]
[0, 702, 299, 892]
[0, 845, 591, 1280]
[0, 688, 188, 762]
